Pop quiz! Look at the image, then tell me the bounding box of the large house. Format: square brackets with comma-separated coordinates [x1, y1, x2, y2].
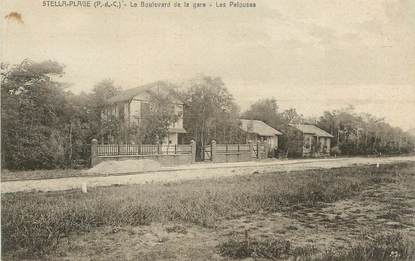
[289, 124, 333, 157]
[239, 119, 283, 151]
[101, 81, 186, 144]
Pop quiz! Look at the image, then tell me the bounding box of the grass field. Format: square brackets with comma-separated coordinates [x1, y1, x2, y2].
[2, 162, 415, 260]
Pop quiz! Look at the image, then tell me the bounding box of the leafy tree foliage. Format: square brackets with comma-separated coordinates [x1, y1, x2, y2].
[317, 107, 415, 155]
[242, 98, 282, 128]
[90, 79, 120, 119]
[1, 60, 68, 169]
[132, 88, 179, 144]
[181, 76, 243, 146]
[281, 108, 303, 125]
[90, 79, 121, 143]
[277, 108, 307, 157]
[1, 61, 121, 169]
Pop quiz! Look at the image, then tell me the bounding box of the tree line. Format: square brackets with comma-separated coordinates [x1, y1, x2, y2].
[2, 60, 414, 170]
[241, 99, 415, 157]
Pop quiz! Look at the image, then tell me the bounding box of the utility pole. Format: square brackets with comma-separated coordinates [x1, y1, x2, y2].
[69, 121, 73, 168]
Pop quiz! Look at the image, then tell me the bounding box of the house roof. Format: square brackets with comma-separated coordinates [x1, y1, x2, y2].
[107, 81, 178, 104]
[240, 119, 283, 136]
[290, 124, 334, 138]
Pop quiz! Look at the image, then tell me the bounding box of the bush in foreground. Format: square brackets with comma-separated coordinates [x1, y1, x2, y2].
[316, 233, 415, 261]
[217, 235, 291, 259]
[217, 233, 414, 261]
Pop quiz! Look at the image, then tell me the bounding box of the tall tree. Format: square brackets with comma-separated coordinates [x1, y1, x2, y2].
[132, 88, 180, 144]
[1, 60, 68, 169]
[242, 98, 282, 128]
[317, 107, 414, 155]
[89, 79, 120, 119]
[61, 91, 100, 165]
[182, 76, 242, 146]
[281, 108, 304, 125]
[89, 79, 121, 143]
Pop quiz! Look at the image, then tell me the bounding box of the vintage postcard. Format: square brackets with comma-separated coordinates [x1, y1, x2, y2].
[1, 0, 415, 260]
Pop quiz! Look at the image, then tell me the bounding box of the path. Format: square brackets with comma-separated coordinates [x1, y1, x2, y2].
[2, 156, 415, 193]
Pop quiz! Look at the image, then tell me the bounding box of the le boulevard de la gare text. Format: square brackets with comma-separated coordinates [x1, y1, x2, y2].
[42, 0, 257, 8]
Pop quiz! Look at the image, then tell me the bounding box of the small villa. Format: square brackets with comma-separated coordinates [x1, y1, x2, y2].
[239, 119, 283, 152]
[289, 124, 334, 157]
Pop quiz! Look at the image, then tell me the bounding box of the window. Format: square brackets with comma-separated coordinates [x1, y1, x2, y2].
[118, 104, 125, 120]
[141, 102, 150, 118]
[177, 110, 183, 118]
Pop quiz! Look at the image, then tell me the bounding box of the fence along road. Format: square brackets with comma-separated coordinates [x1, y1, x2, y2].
[2, 155, 415, 193]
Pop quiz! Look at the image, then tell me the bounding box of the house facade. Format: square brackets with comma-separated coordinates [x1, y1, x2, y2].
[239, 119, 283, 152]
[289, 124, 333, 157]
[101, 81, 186, 145]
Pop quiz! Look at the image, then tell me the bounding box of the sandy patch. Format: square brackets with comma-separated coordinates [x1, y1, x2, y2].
[86, 159, 161, 175]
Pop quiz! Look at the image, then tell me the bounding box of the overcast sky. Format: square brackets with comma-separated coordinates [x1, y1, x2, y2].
[2, 0, 415, 130]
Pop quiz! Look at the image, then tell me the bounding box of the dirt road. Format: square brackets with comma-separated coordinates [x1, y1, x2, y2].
[2, 156, 415, 193]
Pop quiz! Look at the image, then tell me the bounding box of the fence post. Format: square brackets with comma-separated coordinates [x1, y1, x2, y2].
[90, 139, 98, 168]
[259, 140, 264, 159]
[248, 141, 253, 161]
[211, 140, 217, 162]
[256, 142, 259, 159]
[190, 140, 196, 163]
[263, 140, 269, 159]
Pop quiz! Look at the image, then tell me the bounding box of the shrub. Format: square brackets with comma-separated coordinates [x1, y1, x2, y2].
[330, 146, 341, 156]
[217, 235, 291, 259]
[317, 233, 415, 261]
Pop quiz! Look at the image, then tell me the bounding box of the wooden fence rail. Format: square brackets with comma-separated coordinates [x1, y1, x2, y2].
[90, 140, 268, 167]
[97, 144, 192, 157]
[215, 144, 251, 154]
[211, 141, 268, 162]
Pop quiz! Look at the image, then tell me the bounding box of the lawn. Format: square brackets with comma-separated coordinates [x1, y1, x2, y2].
[2, 162, 415, 260]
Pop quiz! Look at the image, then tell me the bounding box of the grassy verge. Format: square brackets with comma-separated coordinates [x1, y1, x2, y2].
[2, 162, 413, 258]
[1, 168, 85, 182]
[217, 233, 415, 260]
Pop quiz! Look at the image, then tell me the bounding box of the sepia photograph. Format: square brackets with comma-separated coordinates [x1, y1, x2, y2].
[1, 0, 415, 260]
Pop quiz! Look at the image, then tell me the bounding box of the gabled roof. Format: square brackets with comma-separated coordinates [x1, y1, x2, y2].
[290, 124, 334, 138]
[240, 119, 282, 136]
[107, 81, 178, 104]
